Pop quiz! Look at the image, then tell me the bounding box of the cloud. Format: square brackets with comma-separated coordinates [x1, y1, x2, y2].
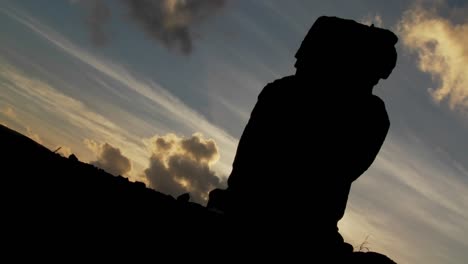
[144, 133, 224, 204]
[360, 13, 383, 27]
[398, 4, 468, 112]
[0, 59, 149, 180]
[26, 126, 43, 144]
[1, 105, 17, 119]
[85, 139, 132, 176]
[74, 0, 227, 54]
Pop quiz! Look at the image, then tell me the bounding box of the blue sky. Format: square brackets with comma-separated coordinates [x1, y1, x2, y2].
[1, 0, 467, 262]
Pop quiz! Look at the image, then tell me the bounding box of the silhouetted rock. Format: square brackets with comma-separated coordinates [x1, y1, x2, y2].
[68, 153, 79, 162]
[350, 252, 397, 264]
[209, 16, 398, 260]
[134, 180, 146, 189]
[206, 188, 229, 213]
[177, 193, 190, 202]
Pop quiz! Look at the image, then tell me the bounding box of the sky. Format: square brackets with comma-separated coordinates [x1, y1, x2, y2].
[0, 0, 467, 262]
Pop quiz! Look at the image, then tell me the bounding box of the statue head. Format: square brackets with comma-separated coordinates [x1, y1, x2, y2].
[294, 16, 398, 89]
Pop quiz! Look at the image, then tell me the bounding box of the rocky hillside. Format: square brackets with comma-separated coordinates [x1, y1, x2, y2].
[0, 124, 396, 263]
[0, 125, 223, 245]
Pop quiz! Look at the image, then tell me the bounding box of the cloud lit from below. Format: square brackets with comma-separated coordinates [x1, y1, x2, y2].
[74, 0, 227, 54]
[26, 126, 43, 144]
[86, 139, 132, 176]
[144, 133, 224, 204]
[1, 105, 17, 119]
[398, 4, 468, 112]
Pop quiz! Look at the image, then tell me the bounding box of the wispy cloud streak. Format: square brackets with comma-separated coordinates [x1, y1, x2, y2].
[1, 7, 237, 177]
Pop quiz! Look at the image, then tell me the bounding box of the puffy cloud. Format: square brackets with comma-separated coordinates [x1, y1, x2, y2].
[144, 133, 224, 204]
[122, 0, 226, 54]
[398, 4, 468, 111]
[75, 0, 227, 54]
[85, 139, 132, 176]
[180, 133, 218, 162]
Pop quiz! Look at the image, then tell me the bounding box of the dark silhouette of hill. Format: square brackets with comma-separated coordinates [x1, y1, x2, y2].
[0, 124, 225, 254]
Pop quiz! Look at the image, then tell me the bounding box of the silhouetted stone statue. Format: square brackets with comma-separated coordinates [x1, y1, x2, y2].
[208, 16, 398, 259]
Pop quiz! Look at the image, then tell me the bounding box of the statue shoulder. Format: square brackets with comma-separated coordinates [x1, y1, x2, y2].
[370, 95, 388, 112]
[370, 95, 390, 127]
[258, 75, 296, 100]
